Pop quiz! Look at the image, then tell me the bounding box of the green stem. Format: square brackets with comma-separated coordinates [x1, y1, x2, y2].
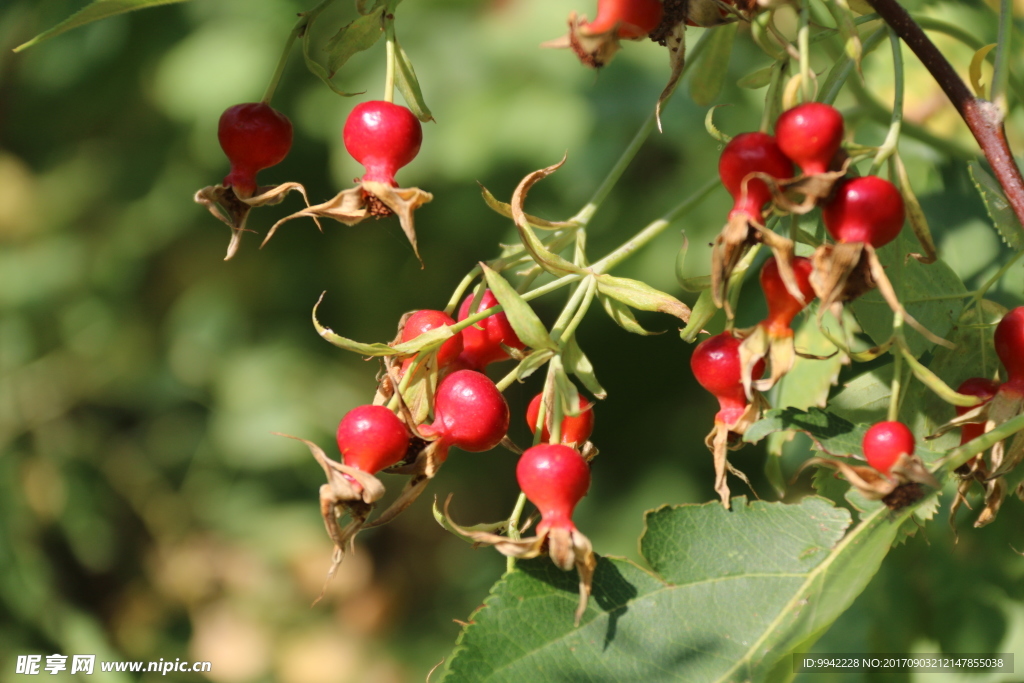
[384, 18, 397, 103]
[559, 277, 597, 344]
[944, 411, 1024, 471]
[820, 26, 887, 105]
[591, 177, 719, 274]
[869, 29, 904, 175]
[969, 248, 1024, 309]
[568, 28, 713, 227]
[262, 24, 301, 104]
[550, 278, 592, 339]
[798, 0, 813, 102]
[991, 0, 1012, 116]
[444, 267, 482, 316]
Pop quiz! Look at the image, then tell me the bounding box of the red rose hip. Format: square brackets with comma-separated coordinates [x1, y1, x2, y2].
[400, 310, 463, 369]
[456, 290, 525, 370]
[775, 103, 844, 175]
[218, 102, 293, 198]
[336, 405, 410, 474]
[692, 331, 765, 425]
[718, 132, 794, 223]
[343, 101, 423, 186]
[516, 444, 590, 532]
[760, 256, 816, 337]
[822, 176, 905, 248]
[862, 421, 915, 475]
[584, 0, 663, 38]
[429, 370, 510, 452]
[995, 307, 1024, 390]
[955, 377, 999, 445]
[526, 393, 595, 445]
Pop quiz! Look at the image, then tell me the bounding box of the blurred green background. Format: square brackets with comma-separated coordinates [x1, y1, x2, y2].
[3, 0, 1024, 681]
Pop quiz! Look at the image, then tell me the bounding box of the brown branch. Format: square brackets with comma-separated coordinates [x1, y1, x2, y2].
[866, 0, 1024, 227]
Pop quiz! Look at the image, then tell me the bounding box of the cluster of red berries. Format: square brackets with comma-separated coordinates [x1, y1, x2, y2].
[197, 98, 429, 260]
[293, 288, 598, 614]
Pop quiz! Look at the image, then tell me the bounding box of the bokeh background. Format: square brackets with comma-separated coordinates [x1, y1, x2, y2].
[3, 0, 1024, 681]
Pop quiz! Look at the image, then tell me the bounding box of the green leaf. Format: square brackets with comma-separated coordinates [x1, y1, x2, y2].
[773, 314, 843, 413]
[969, 161, 1024, 251]
[325, 8, 385, 77]
[303, 20, 360, 97]
[598, 293, 658, 336]
[688, 22, 738, 106]
[849, 231, 967, 356]
[745, 407, 862, 456]
[14, 0, 191, 52]
[737, 65, 774, 90]
[596, 274, 691, 325]
[394, 37, 434, 122]
[481, 265, 557, 351]
[442, 497, 919, 682]
[515, 349, 555, 382]
[680, 289, 720, 343]
[563, 335, 607, 399]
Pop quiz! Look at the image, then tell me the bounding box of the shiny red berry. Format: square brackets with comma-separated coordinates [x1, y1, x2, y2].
[955, 378, 999, 445]
[218, 102, 293, 198]
[719, 132, 794, 223]
[691, 332, 765, 425]
[400, 310, 463, 369]
[430, 370, 510, 452]
[760, 256, 816, 337]
[862, 421, 915, 474]
[526, 393, 595, 445]
[516, 444, 590, 532]
[343, 101, 422, 186]
[456, 290, 525, 371]
[774, 103, 844, 175]
[995, 307, 1024, 389]
[822, 176, 905, 248]
[336, 405, 409, 474]
[584, 0, 663, 38]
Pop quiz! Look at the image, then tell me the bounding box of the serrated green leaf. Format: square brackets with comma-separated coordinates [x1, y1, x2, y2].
[596, 274, 690, 324]
[481, 265, 556, 351]
[394, 37, 433, 122]
[688, 22, 738, 106]
[745, 407, 863, 456]
[812, 466, 850, 506]
[325, 8, 384, 77]
[737, 65, 774, 90]
[598, 293, 658, 335]
[442, 496, 919, 682]
[849, 232, 967, 356]
[14, 0, 191, 52]
[969, 161, 1024, 251]
[563, 336, 606, 399]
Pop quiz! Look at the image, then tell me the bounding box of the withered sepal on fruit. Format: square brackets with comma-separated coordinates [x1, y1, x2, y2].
[262, 180, 432, 266]
[704, 392, 768, 509]
[804, 452, 939, 511]
[194, 181, 311, 260]
[443, 494, 597, 626]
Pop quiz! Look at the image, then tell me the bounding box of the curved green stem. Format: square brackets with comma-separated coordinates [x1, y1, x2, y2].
[869, 29, 904, 175]
[798, 0, 813, 102]
[262, 24, 301, 104]
[568, 28, 713, 227]
[592, 177, 719, 274]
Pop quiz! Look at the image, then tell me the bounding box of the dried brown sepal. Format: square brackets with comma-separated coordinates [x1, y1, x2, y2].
[272, 433, 386, 603]
[983, 390, 1024, 477]
[704, 395, 767, 508]
[745, 325, 799, 395]
[862, 244, 954, 349]
[801, 456, 900, 500]
[880, 483, 926, 511]
[194, 182, 312, 260]
[478, 183, 578, 230]
[263, 182, 433, 265]
[443, 495, 596, 626]
[810, 242, 871, 312]
[542, 12, 638, 69]
[926, 402, 990, 441]
[711, 218, 800, 314]
[805, 452, 938, 509]
[363, 439, 452, 531]
[768, 167, 849, 215]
